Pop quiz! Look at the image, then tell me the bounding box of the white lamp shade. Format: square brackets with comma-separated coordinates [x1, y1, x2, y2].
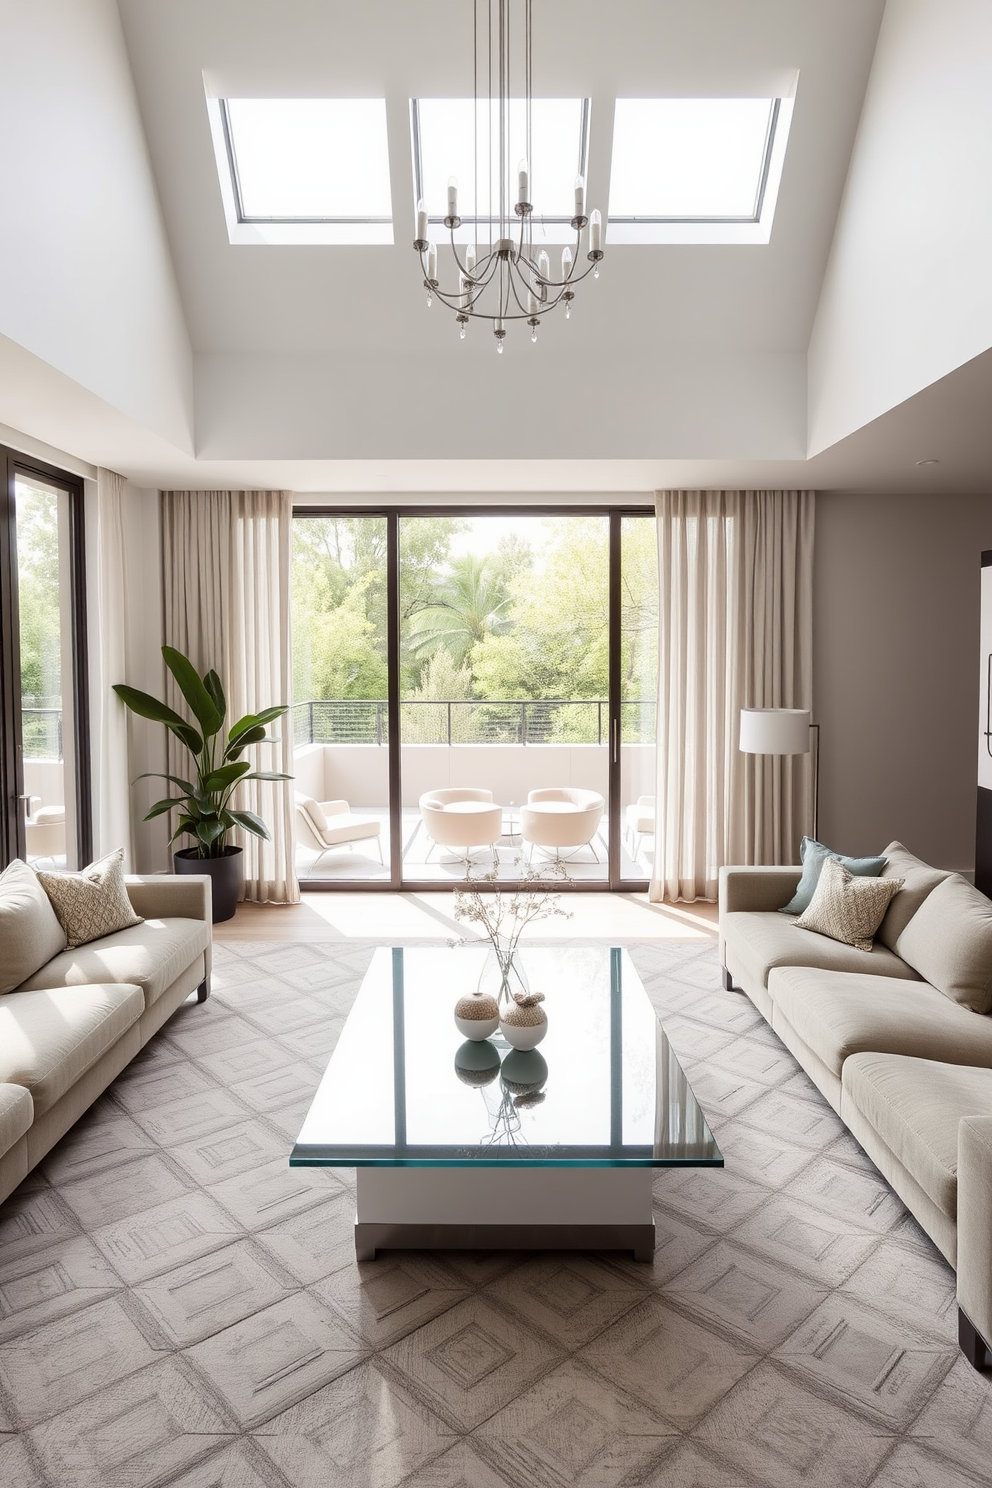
[739, 707, 811, 755]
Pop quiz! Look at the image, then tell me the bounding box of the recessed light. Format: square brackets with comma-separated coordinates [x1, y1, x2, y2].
[915, 458, 940, 467]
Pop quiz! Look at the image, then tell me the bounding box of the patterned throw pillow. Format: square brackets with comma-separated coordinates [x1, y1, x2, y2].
[36, 848, 142, 950]
[795, 855, 904, 952]
[780, 836, 888, 915]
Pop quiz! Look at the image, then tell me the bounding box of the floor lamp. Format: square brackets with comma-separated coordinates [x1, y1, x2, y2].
[739, 707, 820, 843]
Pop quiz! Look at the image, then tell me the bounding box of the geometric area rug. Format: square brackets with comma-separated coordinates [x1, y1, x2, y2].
[0, 940, 989, 1488]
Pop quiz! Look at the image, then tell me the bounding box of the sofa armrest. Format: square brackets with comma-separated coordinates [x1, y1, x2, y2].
[957, 1115, 992, 1359]
[719, 865, 802, 917]
[125, 875, 212, 924]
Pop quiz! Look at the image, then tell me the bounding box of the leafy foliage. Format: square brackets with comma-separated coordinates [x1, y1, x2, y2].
[114, 647, 292, 859]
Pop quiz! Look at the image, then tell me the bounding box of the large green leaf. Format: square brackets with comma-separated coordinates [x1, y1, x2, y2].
[240, 771, 294, 782]
[228, 705, 287, 746]
[227, 809, 271, 840]
[133, 771, 198, 796]
[202, 761, 251, 793]
[144, 797, 186, 820]
[203, 668, 227, 722]
[115, 686, 203, 755]
[224, 724, 266, 759]
[163, 647, 224, 738]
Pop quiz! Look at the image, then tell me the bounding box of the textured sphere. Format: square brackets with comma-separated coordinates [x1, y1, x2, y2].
[453, 1039, 501, 1087]
[454, 991, 500, 1041]
[499, 996, 548, 1050]
[500, 1048, 548, 1095]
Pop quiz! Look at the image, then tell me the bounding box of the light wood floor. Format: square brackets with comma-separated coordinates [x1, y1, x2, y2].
[212, 891, 719, 944]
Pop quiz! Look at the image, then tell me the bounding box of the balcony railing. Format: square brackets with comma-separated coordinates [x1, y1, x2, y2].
[22, 707, 63, 760]
[293, 699, 657, 748]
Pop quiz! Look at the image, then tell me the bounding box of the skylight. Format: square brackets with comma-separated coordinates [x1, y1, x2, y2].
[207, 96, 394, 245]
[413, 98, 588, 243]
[608, 96, 794, 245]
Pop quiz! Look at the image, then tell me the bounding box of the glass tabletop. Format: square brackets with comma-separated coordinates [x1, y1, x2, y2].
[291, 946, 723, 1169]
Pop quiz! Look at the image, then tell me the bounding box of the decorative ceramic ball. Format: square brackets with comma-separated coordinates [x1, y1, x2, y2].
[500, 1048, 548, 1096]
[454, 990, 500, 1041]
[453, 1039, 502, 1087]
[499, 990, 547, 1050]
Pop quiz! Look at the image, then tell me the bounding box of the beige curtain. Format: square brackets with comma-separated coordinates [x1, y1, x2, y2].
[88, 469, 133, 866]
[649, 490, 814, 903]
[162, 490, 299, 904]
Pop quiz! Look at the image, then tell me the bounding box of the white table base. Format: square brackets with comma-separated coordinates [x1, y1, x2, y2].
[354, 1166, 655, 1261]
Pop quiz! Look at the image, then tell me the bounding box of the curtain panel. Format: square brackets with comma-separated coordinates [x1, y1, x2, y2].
[650, 489, 814, 903]
[162, 490, 299, 904]
[88, 468, 133, 866]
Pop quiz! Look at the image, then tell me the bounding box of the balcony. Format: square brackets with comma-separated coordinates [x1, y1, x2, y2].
[292, 699, 656, 882]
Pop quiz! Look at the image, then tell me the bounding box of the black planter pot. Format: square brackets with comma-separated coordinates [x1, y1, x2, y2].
[173, 845, 243, 923]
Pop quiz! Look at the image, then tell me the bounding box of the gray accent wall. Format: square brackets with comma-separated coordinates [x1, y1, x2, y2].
[814, 491, 992, 872]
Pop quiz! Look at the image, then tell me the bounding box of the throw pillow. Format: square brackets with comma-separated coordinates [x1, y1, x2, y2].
[36, 848, 142, 951]
[874, 840, 952, 950]
[0, 858, 67, 994]
[894, 874, 992, 1014]
[780, 836, 888, 915]
[795, 856, 904, 952]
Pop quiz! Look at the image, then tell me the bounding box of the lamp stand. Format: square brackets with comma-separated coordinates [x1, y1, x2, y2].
[810, 723, 820, 842]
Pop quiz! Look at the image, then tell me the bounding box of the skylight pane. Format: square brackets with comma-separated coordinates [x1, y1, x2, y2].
[416, 99, 584, 221]
[609, 99, 775, 220]
[226, 99, 392, 220]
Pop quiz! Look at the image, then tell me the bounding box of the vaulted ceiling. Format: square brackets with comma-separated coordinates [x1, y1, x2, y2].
[0, 0, 989, 494]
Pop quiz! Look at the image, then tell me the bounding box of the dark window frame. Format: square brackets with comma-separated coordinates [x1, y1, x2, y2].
[292, 502, 655, 893]
[0, 445, 91, 869]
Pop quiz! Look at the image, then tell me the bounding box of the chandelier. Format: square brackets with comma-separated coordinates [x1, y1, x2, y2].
[413, 0, 604, 350]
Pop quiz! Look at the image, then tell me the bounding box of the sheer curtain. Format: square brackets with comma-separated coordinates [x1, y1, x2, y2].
[162, 490, 299, 904]
[650, 490, 814, 903]
[88, 468, 133, 865]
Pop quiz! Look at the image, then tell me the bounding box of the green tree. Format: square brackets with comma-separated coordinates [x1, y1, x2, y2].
[406, 552, 515, 669]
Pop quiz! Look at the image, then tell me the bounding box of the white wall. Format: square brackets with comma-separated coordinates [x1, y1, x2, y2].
[195, 350, 806, 461]
[808, 0, 992, 455]
[814, 491, 991, 871]
[0, 0, 192, 450]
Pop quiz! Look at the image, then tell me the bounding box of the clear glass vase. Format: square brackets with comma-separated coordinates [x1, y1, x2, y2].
[477, 941, 530, 1009]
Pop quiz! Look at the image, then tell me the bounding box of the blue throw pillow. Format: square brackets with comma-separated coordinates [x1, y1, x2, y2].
[780, 836, 887, 915]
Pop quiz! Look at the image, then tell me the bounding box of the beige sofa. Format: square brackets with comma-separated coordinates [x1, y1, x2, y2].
[0, 874, 212, 1206]
[719, 841, 992, 1370]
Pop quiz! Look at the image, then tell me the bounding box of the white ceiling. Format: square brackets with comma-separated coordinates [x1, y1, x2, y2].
[119, 0, 884, 358]
[3, 0, 989, 494]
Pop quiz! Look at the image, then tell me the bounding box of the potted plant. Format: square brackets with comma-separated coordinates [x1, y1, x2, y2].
[114, 646, 292, 922]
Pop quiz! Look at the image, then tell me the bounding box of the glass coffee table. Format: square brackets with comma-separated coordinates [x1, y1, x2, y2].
[292, 946, 722, 1261]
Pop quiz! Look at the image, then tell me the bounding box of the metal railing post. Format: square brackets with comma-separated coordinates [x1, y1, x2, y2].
[447, 701, 452, 746]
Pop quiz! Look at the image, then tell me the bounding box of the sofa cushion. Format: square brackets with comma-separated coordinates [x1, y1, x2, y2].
[0, 984, 143, 1115]
[36, 848, 142, 950]
[842, 1052, 992, 1220]
[894, 874, 992, 1014]
[723, 911, 918, 991]
[14, 918, 210, 1009]
[0, 859, 67, 995]
[876, 841, 952, 951]
[0, 1082, 33, 1159]
[780, 836, 888, 915]
[795, 857, 903, 951]
[769, 966, 992, 1078]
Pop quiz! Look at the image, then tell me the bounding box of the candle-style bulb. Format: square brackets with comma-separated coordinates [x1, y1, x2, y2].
[537, 250, 550, 284]
[561, 246, 573, 281]
[574, 175, 586, 218]
[589, 208, 602, 254]
[416, 199, 428, 243]
[517, 158, 529, 204]
[447, 177, 458, 219]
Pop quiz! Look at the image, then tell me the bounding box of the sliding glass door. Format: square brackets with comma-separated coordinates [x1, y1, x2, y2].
[0, 449, 90, 869]
[291, 506, 655, 890]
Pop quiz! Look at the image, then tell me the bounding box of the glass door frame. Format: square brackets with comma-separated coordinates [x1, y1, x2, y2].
[294, 503, 654, 893]
[0, 445, 91, 868]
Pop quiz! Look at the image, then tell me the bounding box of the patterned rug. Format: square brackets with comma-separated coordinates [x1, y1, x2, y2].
[0, 939, 989, 1488]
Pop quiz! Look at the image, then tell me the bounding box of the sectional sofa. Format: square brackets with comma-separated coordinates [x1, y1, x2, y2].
[0, 873, 212, 1206]
[719, 841, 992, 1369]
